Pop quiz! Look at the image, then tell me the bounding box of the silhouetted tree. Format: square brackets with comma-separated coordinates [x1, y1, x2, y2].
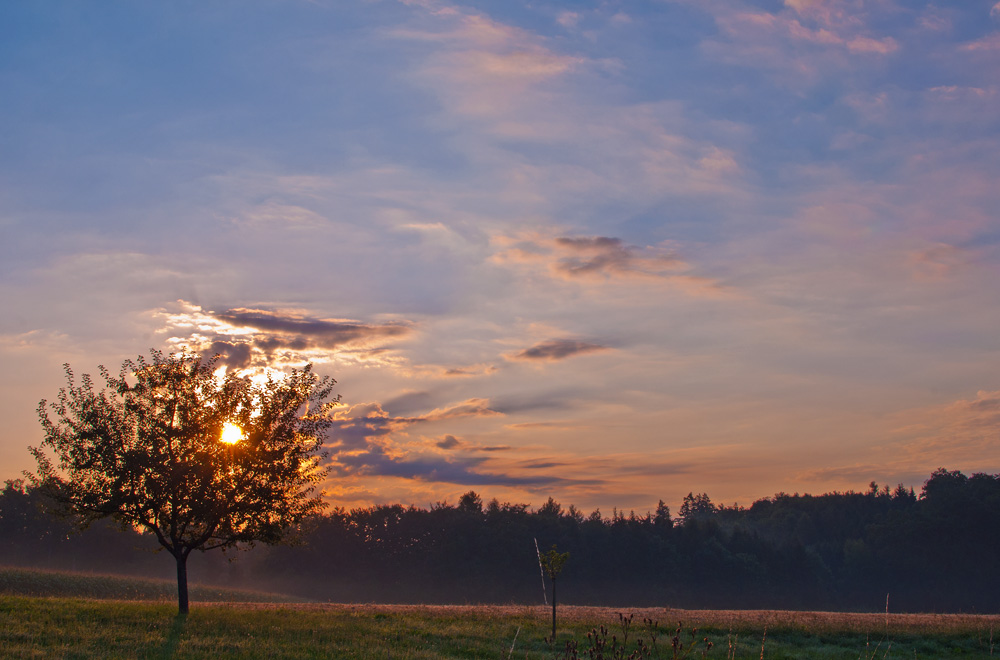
[457, 490, 483, 515]
[653, 500, 672, 528]
[539, 544, 570, 640]
[30, 349, 338, 614]
[678, 492, 716, 525]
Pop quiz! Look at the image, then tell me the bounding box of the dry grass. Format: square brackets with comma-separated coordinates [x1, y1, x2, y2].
[223, 602, 1000, 635]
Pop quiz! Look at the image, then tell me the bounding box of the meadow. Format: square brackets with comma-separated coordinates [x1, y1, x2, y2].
[1, 567, 997, 659]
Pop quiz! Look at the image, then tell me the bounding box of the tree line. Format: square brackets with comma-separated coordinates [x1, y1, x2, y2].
[3, 468, 998, 613]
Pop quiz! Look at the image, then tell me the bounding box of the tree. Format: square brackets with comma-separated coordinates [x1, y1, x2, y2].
[539, 544, 569, 641]
[653, 499, 672, 528]
[678, 492, 716, 525]
[457, 490, 483, 515]
[31, 349, 338, 614]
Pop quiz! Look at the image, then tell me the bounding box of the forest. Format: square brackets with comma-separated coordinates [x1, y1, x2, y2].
[2, 468, 998, 613]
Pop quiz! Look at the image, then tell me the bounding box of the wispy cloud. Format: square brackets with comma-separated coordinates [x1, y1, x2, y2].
[689, 0, 901, 85]
[961, 33, 1000, 52]
[327, 399, 502, 451]
[509, 338, 609, 362]
[490, 232, 728, 298]
[334, 443, 571, 487]
[552, 236, 683, 279]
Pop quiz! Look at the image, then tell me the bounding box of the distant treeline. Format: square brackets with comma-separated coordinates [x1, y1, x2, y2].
[2, 468, 998, 612]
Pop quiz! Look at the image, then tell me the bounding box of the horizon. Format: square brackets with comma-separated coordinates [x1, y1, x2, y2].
[2, 0, 999, 515]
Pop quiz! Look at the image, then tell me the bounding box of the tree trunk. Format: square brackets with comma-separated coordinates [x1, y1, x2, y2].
[175, 551, 189, 615]
[551, 577, 557, 640]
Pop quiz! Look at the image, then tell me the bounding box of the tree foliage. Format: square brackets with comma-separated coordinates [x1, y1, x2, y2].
[539, 544, 570, 580]
[539, 544, 570, 639]
[30, 349, 338, 613]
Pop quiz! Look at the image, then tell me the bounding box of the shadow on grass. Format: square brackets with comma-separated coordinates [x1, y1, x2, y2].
[157, 613, 187, 659]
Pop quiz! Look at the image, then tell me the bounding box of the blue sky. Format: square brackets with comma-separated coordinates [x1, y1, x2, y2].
[3, 0, 999, 513]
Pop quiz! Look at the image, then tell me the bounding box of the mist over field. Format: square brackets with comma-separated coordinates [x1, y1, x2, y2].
[4, 469, 999, 613]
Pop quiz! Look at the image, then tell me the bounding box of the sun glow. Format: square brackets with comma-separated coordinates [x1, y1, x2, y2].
[220, 422, 244, 445]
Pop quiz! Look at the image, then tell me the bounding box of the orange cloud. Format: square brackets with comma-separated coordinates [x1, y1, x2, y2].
[885, 390, 1000, 469]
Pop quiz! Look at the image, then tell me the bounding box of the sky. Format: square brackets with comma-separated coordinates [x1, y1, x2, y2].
[2, 0, 999, 515]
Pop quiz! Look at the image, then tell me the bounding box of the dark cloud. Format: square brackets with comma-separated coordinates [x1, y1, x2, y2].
[490, 391, 581, 414]
[557, 236, 623, 250]
[332, 445, 576, 487]
[320, 399, 590, 489]
[203, 341, 253, 369]
[444, 365, 498, 376]
[435, 435, 511, 451]
[383, 391, 436, 416]
[255, 337, 312, 352]
[436, 435, 462, 449]
[512, 338, 609, 362]
[208, 308, 410, 357]
[969, 395, 1000, 412]
[326, 399, 502, 450]
[326, 404, 396, 450]
[520, 461, 570, 469]
[553, 235, 683, 278]
[555, 236, 631, 275]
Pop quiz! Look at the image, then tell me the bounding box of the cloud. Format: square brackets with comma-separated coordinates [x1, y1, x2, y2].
[936, 390, 1000, 428]
[333, 443, 570, 487]
[436, 434, 461, 449]
[518, 461, 570, 470]
[553, 236, 683, 278]
[409, 398, 502, 423]
[392, 7, 584, 120]
[794, 464, 930, 490]
[505, 421, 582, 431]
[433, 435, 511, 452]
[881, 390, 1000, 472]
[495, 233, 687, 279]
[961, 33, 1000, 52]
[204, 340, 253, 369]
[215, 308, 410, 349]
[442, 364, 499, 377]
[557, 11, 580, 28]
[489, 232, 728, 298]
[154, 301, 412, 369]
[698, 1, 900, 84]
[845, 35, 898, 55]
[907, 243, 969, 281]
[510, 338, 609, 362]
[327, 398, 502, 450]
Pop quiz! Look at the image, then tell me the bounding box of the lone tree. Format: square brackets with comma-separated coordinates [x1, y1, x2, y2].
[30, 349, 338, 614]
[539, 544, 569, 641]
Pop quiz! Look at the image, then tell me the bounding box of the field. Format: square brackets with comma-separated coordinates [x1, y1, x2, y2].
[2, 567, 998, 659]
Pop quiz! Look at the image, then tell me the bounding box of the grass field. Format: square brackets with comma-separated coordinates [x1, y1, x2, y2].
[2, 567, 997, 659]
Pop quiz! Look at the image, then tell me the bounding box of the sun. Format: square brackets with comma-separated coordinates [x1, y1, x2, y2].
[220, 422, 245, 445]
